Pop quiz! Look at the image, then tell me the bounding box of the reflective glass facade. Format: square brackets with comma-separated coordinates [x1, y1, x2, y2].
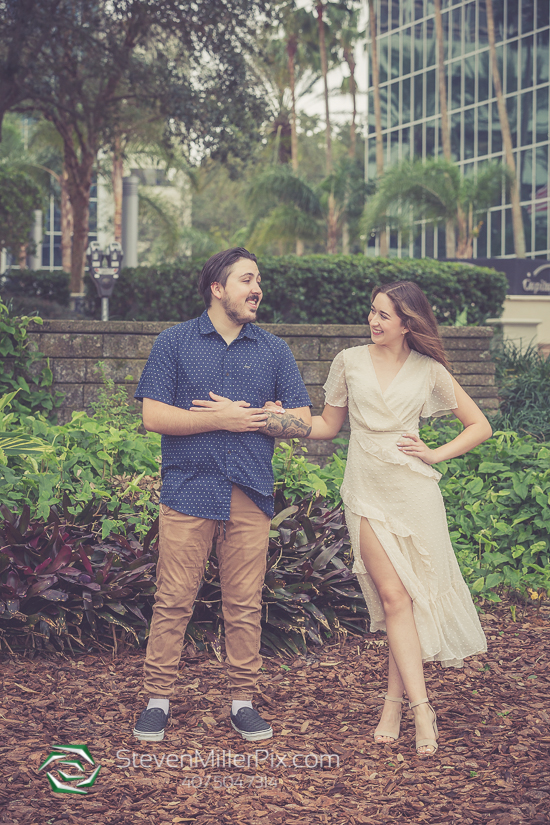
[365, 0, 550, 259]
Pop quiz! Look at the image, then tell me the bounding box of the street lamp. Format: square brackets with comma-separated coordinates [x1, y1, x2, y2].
[86, 241, 123, 321]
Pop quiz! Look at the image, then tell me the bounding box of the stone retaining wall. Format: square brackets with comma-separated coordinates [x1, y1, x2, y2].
[28, 321, 497, 463]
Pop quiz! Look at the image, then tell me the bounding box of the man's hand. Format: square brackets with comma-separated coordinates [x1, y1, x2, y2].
[263, 400, 285, 414]
[257, 405, 312, 437]
[190, 392, 268, 432]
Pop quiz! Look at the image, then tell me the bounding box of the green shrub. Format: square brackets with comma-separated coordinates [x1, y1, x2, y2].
[280, 428, 550, 603]
[0, 269, 72, 319]
[2, 257, 507, 324]
[1, 269, 71, 304]
[253, 256, 508, 326]
[490, 340, 550, 442]
[11, 256, 504, 325]
[0, 492, 366, 655]
[0, 296, 62, 418]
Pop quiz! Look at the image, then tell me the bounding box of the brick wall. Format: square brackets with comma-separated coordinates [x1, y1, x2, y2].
[28, 321, 497, 463]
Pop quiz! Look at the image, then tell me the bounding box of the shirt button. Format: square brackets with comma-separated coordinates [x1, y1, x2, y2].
[226, 372, 230, 376]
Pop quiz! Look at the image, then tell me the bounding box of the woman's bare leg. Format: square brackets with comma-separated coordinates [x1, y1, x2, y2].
[360, 517, 437, 753]
[374, 649, 405, 744]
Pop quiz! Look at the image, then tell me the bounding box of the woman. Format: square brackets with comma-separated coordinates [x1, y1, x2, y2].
[307, 281, 491, 756]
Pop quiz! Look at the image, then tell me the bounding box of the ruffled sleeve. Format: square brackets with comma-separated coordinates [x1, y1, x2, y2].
[323, 349, 348, 407]
[421, 359, 457, 418]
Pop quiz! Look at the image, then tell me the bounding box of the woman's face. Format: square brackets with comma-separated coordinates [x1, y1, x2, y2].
[368, 292, 409, 347]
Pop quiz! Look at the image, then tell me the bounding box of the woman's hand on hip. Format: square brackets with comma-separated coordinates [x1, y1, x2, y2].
[396, 433, 437, 464]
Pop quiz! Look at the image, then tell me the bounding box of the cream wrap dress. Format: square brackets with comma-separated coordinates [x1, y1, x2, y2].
[325, 346, 487, 668]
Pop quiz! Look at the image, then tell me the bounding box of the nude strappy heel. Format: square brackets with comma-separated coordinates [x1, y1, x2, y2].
[409, 698, 439, 756]
[373, 695, 404, 743]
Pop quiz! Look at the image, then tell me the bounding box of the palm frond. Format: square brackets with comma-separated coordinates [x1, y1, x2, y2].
[247, 204, 322, 253]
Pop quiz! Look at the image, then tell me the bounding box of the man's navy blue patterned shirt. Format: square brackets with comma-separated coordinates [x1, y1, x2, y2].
[135, 311, 311, 519]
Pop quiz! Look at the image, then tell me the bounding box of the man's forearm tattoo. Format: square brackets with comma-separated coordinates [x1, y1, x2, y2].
[258, 410, 312, 437]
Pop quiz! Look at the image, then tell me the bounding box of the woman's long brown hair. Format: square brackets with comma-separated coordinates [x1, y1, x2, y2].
[371, 281, 450, 370]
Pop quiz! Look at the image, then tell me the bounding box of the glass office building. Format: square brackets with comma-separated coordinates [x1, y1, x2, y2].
[364, 0, 550, 259]
[41, 183, 97, 270]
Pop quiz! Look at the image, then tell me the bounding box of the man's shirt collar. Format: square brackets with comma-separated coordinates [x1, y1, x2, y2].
[198, 309, 257, 341]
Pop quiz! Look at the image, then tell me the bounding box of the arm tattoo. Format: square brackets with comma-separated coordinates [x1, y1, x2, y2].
[258, 410, 312, 438]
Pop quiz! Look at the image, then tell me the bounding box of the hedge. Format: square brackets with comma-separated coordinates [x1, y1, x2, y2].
[2, 256, 508, 325]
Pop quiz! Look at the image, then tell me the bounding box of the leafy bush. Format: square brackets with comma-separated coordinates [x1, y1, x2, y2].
[420, 421, 550, 602]
[6, 257, 507, 325]
[279, 428, 550, 604]
[0, 296, 62, 418]
[0, 269, 72, 319]
[490, 340, 550, 442]
[0, 494, 366, 655]
[253, 256, 508, 326]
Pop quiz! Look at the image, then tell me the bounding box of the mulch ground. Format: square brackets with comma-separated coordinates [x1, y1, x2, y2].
[1, 601, 549, 825]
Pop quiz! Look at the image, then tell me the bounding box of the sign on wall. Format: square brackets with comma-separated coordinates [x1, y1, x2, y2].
[467, 258, 550, 296]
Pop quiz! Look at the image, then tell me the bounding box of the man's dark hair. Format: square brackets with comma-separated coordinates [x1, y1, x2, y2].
[198, 247, 258, 308]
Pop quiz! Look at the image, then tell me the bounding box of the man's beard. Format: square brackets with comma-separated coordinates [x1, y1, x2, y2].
[220, 294, 258, 325]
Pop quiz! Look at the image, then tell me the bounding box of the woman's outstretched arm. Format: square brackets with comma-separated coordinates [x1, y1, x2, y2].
[307, 404, 348, 440]
[397, 376, 492, 464]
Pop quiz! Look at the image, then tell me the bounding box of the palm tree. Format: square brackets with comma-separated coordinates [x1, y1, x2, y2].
[434, 0, 459, 258]
[361, 157, 511, 259]
[245, 158, 370, 255]
[367, 0, 388, 256]
[316, 0, 338, 253]
[327, 0, 363, 254]
[245, 165, 324, 253]
[486, 0, 526, 257]
[259, 3, 319, 253]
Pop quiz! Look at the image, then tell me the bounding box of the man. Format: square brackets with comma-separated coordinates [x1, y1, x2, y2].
[133, 247, 311, 743]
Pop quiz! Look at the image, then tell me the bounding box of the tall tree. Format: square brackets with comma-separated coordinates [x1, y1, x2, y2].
[316, 0, 338, 253]
[486, 0, 526, 257]
[434, 0, 459, 258]
[361, 158, 511, 259]
[279, 2, 318, 253]
[1, 0, 269, 308]
[367, 0, 388, 256]
[327, 0, 363, 253]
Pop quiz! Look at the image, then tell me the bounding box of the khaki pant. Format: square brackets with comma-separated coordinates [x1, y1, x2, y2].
[143, 485, 270, 700]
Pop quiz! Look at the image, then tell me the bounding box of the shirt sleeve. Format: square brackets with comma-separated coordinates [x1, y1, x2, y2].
[323, 349, 348, 407]
[421, 359, 458, 418]
[275, 341, 312, 408]
[134, 329, 178, 404]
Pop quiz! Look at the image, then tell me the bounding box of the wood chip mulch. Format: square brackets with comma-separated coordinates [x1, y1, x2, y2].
[1, 601, 549, 825]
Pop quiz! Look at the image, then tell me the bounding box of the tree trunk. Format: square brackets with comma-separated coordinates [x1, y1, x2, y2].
[317, 1, 332, 175]
[112, 133, 123, 245]
[60, 165, 73, 273]
[342, 221, 350, 254]
[344, 45, 357, 160]
[486, 0, 525, 257]
[368, 0, 388, 256]
[62, 133, 95, 303]
[341, 45, 357, 253]
[287, 36, 299, 174]
[317, 0, 337, 253]
[455, 208, 470, 258]
[434, 0, 456, 258]
[287, 34, 303, 256]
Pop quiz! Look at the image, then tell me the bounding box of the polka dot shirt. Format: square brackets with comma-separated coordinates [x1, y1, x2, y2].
[135, 310, 311, 519]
